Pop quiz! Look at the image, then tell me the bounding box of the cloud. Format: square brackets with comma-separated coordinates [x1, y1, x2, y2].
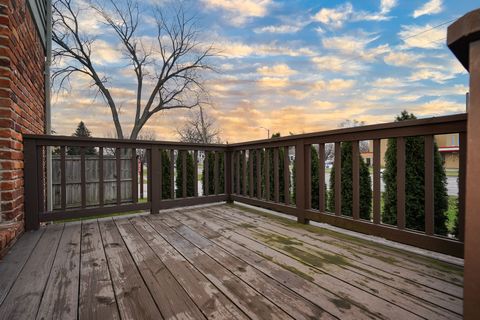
[257, 64, 297, 77]
[201, 0, 272, 26]
[321, 33, 389, 61]
[311, 56, 366, 75]
[313, 79, 356, 91]
[216, 40, 315, 58]
[254, 24, 302, 34]
[313, 1, 397, 29]
[398, 24, 445, 49]
[383, 51, 422, 66]
[90, 40, 122, 65]
[412, 0, 443, 18]
[313, 3, 353, 29]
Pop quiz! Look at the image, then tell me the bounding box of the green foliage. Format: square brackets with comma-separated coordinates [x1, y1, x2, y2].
[202, 152, 224, 195]
[68, 121, 97, 155]
[161, 150, 172, 199]
[327, 142, 372, 219]
[382, 111, 449, 235]
[175, 151, 196, 198]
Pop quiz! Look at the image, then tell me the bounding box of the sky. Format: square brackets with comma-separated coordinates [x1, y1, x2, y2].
[51, 0, 478, 142]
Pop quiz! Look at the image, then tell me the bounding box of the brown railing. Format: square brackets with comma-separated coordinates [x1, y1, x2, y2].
[24, 113, 466, 257]
[24, 136, 230, 229]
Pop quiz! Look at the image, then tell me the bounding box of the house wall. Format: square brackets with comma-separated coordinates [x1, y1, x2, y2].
[0, 0, 46, 255]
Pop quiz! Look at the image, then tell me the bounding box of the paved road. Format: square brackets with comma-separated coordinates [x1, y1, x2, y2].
[325, 173, 458, 196]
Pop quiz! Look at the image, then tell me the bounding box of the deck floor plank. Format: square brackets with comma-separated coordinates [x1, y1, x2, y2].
[211, 205, 463, 296]
[113, 217, 207, 320]
[203, 206, 463, 313]
[79, 221, 120, 320]
[130, 217, 249, 320]
[36, 223, 81, 320]
[220, 205, 463, 285]
[146, 216, 295, 320]
[0, 229, 45, 306]
[98, 219, 162, 320]
[160, 214, 334, 320]
[0, 224, 63, 320]
[0, 204, 464, 320]
[172, 208, 462, 320]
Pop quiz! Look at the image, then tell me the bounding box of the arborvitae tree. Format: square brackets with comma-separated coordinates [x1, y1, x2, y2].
[382, 111, 449, 235]
[161, 150, 172, 199]
[68, 121, 97, 155]
[327, 141, 372, 219]
[175, 151, 195, 198]
[202, 152, 224, 195]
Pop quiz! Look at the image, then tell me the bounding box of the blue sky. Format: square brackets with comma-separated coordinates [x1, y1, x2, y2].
[52, 0, 478, 142]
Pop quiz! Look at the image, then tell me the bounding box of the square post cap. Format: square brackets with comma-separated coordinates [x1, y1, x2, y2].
[447, 8, 480, 71]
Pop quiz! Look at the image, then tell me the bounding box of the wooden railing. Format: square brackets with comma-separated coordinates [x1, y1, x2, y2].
[24, 135, 230, 229]
[228, 113, 467, 258]
[24, 113, 466, 257]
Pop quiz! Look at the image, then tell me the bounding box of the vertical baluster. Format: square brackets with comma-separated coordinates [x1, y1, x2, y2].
[424, 135, 434, 235]
[284, 146, 290, 205]
[151, 148, 162, 214]
[334, 142, 341, 215]
[303, 144, 311, 210]
[459, 132, 466, 242]
[236, 151, 240, 194]
[116, 148, 121, 205]
[81, 147, 87, 208]
[214, 151, 219, 195]
[256, 149, 261, 198]
[60, 146, 66, 210]
[170, 149, 175, 199]
[352, 141, 360, 220]
[265, 148, 270, 200]
[139, 154, 144, 199]
[373, 140, 381, 224]
[274, 148, 279, 202]
[132, 148, 138, 203]
[205, 151, 209, 196]
[226, 150, 233, 197]
[194, 150, 198, 197]
[242, 150, 247, 196]
[37, 145, 45, 214]
[249, 150, 254, 197]
[397, 137, 406, 229]
[182, 150, 187, 198]
[318, 143, 325, 212]
[99, 147, 104, 207]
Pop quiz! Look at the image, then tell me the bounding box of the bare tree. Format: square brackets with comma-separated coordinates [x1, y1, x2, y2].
[176, 106, 221, 143]
[52, 0, 214, 139]
[339, 119, 369, 152]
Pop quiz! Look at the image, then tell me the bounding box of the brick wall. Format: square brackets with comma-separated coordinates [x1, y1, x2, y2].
[0, 0, 46, 255]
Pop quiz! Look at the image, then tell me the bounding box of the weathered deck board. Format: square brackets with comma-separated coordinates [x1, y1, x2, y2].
[212, 205, 463, 294]
[160, 215, 334, 320]
[147, 216, 295, 320]
[174, 212, 461, 319]
[79, 221, 120, 320]
[0, 224, 63, 320]
[0, 229, 44, 305]
[203, 206, 463, 312]
[36, 223, 81, 320]
[98, 219, 162, 320]
[114, 218, 207, 320]
[0, 204, 464, 319]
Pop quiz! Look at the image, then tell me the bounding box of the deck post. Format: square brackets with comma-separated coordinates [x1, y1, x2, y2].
[447, 9, 480, 320]
[225, 149, 233, 203]
[150, 148, 162, 214]
[295, 140, 309, 224]
[24, 138, 40, 230]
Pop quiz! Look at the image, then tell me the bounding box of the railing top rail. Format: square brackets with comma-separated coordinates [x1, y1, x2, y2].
[230, 113, 467, 148]
[23, 134, 228, 150]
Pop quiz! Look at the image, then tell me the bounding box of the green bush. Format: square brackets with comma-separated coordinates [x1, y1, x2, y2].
[202, 152, 224, 195]
[175, 151, 195, 198]
[327, 141, 372, 219]
[382, 111, 449, 235]
[161, 150, 172, 199]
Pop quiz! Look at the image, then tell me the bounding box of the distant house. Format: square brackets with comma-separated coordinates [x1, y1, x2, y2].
[0, 0, 50, 254]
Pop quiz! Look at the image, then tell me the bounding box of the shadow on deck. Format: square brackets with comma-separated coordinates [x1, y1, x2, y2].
[0, 204, 463, 320]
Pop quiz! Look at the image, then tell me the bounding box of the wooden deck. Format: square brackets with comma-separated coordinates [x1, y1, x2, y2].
[0, 204, 463, 320]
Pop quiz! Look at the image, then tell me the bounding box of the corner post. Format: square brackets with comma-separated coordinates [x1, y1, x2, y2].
[150, 148, 162, 214]
[447, 9, 480, 319]
[24, 138, 40, 230]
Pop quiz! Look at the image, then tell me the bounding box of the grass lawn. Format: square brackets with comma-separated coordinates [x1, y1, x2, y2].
[446, 195, 458, 235]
